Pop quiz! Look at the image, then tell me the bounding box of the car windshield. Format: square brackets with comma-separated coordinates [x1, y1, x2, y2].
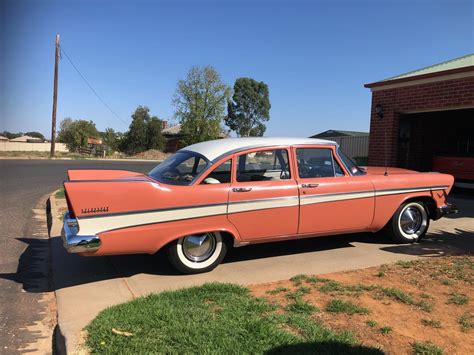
[337, 149, 366, 176]
[148, 151, 210, 185]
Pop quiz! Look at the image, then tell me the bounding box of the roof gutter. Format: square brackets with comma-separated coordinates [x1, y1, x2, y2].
[364, 66, 474, 90]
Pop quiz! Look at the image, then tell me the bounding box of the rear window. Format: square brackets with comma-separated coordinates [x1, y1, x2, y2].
[149, 151, 210, 185]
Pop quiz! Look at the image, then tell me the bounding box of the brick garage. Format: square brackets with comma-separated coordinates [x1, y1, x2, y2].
[365, 55, 474, 176]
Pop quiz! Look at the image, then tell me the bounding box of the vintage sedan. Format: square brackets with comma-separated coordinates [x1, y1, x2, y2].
[62, 137, 457, 274]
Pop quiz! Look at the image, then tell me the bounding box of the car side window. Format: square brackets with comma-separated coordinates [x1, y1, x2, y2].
[237, 149, 290, 182]
[201, 159, 232, 184]
[296, 148, 344, 178]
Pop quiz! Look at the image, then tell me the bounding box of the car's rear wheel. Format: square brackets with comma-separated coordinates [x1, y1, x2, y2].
[166, 232, 227, 274]
[384, 201, 430, 243]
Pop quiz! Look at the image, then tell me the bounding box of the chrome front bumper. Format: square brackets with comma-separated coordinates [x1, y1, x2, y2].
[434, 203, 458, 220]
[61, 212, 101, 253]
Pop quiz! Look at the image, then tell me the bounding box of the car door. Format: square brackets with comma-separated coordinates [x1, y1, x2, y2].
[296, 146, 375, 235]
[227, 147, 299, 241]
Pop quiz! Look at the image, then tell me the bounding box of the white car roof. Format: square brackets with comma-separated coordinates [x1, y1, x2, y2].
[181, 137, 337, 161]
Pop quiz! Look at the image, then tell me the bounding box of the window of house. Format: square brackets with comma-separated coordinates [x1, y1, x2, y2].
[236, 149, 290, 182]
[296, 148, 344, 178]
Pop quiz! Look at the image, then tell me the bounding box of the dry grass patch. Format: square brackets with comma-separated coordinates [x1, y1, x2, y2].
[251, 256, 474, 354]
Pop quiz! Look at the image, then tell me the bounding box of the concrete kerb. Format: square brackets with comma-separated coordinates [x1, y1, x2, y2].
[49, 190, 92, 355]
[48, 189, 134, 355]
[48, 190, 68, 355]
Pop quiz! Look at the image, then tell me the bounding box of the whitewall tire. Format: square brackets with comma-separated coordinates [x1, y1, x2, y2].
[166, 232, 227, 274]
[385, 201, 430, 243]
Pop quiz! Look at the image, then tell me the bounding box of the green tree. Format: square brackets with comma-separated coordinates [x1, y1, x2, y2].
[146, 117, 166, 151]
[57, 118, 73, 143]
[225, 77, 270, 137]
[122, 106, 150, 155]
[57, 118, 99, 152]
[120, 106, 166, 154]
[173, 66, 229, 145]
[1, 131, 23, 139]
[101, 128, 119, 153]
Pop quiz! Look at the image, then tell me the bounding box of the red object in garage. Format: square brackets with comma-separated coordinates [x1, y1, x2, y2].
[433, 156, 474, 181]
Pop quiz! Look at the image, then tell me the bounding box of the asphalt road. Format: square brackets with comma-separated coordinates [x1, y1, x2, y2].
[0, 159, 157, 353]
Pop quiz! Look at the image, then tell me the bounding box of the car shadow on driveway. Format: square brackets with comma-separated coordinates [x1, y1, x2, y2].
[380, 228, 474, 256]
[2, 227, 473, 294]
[0, 195, 472, 294]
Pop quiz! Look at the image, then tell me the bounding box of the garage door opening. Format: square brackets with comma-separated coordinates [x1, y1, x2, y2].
[397, 108, 474, 184]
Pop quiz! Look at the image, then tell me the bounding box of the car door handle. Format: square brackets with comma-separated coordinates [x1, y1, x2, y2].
[301, 183, 319, 188]
[232, 187, 252, 192]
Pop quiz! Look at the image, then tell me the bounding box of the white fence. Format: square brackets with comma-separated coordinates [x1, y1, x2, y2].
[0, 142, 69, 152]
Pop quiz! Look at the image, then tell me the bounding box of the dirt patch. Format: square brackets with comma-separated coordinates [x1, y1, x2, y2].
[130, 149, 170, 160]
[250, 256, 474, 354]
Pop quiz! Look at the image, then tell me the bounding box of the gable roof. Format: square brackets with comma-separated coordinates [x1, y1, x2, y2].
[162, 124, 182, 135]
[310, 129, 369, 138]
[365, 54, 474, 89]
[383, 54, 473, 81]
[9, 135, 43, 142]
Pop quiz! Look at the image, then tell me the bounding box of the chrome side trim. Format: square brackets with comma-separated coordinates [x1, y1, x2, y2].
[73, 184, 450, 236]
[228, 195, 299, 213]
[61, 212, 101, 253]
[79, 201, 229, 220]
[230, 195, 299, 206]
[300, 190, 374, 205]
[77, 204, 229, 236]
[375, 185, 449, 196]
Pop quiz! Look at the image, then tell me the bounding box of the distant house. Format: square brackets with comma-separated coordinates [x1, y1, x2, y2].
[9, 135, 44, 143]
[310, 129, 369, 164]
[162, 124, 184, 153]
[0, 136, 8, 141]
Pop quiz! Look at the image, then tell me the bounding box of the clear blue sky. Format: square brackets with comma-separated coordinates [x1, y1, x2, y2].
[1, 0, 472, 138]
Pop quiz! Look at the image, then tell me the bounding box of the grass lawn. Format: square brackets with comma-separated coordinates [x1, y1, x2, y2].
[86, 283, 382, 354]
[85, 256, 473, 354]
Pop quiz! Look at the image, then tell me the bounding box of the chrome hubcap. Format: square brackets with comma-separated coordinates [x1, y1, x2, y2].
[400, 207, 423, 234]
[182, 233, 216, 262]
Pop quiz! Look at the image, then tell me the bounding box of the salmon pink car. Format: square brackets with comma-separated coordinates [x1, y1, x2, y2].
[62, 137, 457, 274]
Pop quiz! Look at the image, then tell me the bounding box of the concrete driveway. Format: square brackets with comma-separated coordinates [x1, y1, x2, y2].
[48, 194, 473, 353]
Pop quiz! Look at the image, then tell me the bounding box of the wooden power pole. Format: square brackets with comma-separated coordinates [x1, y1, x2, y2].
[50, 34, 60, 158]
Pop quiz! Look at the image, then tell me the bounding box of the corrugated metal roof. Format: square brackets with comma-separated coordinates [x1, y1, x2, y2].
[382, 54, 474, 81]
[311, 130, 369, 138]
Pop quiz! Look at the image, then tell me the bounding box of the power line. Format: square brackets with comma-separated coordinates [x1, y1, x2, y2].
[59, 45, 128, 126]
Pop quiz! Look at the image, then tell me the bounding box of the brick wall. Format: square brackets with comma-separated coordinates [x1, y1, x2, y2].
[368, 76, 474, 167]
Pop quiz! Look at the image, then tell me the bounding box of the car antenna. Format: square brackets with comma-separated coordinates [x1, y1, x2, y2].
[375, 103, 388, 176]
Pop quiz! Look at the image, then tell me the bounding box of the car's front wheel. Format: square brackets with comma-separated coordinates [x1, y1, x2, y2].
[166, 232, 227, 274]
[384, 201, 430, 243]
